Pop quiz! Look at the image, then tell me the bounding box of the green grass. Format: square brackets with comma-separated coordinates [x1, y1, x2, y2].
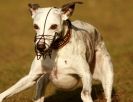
[0, 0, 133, 102]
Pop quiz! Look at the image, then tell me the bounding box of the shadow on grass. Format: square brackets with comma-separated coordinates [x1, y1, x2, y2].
[45, 84, 120, 102]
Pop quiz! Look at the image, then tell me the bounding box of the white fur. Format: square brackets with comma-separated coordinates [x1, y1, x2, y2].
[0, 6, 113, 102]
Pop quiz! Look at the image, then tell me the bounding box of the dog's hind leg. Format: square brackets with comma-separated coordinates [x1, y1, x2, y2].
[101, 54, 113, 102]
[0, 57, 45, 102]
[93, 43, 113, 102]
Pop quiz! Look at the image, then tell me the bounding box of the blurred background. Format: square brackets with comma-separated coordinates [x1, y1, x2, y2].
[0, 0, 133, 102]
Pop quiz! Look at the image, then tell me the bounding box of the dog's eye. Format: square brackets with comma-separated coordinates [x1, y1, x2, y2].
[34, 24, 39, 29]
[50, 24, 58, 30]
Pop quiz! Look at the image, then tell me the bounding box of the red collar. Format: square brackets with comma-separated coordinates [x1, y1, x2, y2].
[51, 28, 71, 49]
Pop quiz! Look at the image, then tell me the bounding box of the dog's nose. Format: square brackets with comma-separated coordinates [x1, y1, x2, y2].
[37, 43, 46, 51]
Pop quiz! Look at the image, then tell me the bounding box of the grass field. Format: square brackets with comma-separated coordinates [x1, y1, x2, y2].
[0, 0, 133, 102]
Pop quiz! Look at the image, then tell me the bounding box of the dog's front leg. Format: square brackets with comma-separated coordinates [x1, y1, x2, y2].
[80, 73, 93, 102]
[75, 57, 93, 102]
[34, 74, 49, 102]
[0, 57, 45, 102]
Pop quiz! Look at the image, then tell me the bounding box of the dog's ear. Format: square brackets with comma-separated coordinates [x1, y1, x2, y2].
[61, 1, 83, 20]
[28, 3, 40, 17]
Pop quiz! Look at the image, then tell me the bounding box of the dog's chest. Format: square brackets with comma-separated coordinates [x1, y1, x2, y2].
[42, 53, 72, 72]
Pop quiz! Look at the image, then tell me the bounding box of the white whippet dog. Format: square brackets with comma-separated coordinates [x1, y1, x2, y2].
[0, 2, 113, 102]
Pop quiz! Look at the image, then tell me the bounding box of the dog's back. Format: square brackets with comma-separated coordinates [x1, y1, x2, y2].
[72, 20, 103, 63]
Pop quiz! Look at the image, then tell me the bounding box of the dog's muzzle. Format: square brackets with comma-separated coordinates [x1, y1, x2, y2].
[36, 37, 46, 52]
[37, 43, 46, 51]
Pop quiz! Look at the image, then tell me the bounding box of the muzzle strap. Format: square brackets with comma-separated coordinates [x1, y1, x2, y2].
[34, 8, 72, 60]
[34, 8, 53, 60]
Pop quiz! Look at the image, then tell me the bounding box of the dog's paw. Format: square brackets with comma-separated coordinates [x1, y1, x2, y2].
[33, 96, 45, 102]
